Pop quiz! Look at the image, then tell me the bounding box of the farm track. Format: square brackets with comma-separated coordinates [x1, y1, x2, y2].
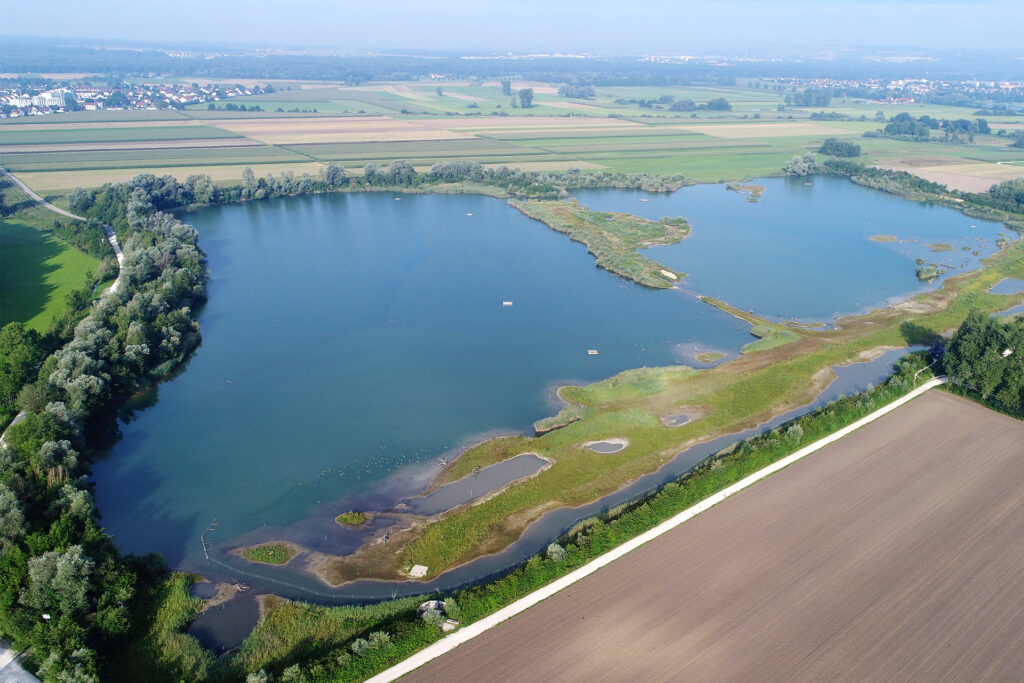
[404, 390, 1024, 682]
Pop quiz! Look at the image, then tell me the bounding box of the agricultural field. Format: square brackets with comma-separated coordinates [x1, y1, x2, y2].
[1, 83, 1022, 194]
[0, 216, 100, 330]
[405, 390, 1024, 682]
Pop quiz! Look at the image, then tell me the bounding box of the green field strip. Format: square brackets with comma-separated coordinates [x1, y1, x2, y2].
[0, 110, 191, 125]
[0, 145, 306, 172]
[0, 217, 101, 331]
[0, 125, 243, 145]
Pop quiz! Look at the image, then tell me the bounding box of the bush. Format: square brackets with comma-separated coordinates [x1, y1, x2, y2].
[546, 543, 567, 563]
[820, 137, 861, 157]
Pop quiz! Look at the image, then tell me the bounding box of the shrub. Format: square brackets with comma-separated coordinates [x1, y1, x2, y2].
[546, 543, 567, 563]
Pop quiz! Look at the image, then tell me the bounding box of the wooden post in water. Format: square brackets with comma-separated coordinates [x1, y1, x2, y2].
[201, 519, 218, 560]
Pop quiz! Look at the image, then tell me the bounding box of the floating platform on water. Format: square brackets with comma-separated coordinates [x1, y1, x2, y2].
[587, 349, 599, 356]
[502, 301, 514, 307]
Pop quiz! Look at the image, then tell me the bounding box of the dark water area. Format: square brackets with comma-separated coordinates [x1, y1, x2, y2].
[572, 176, 1011, 322]
[187, 593, 261, 654]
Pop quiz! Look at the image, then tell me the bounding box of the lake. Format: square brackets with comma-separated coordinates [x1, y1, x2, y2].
[91, 178, 1010, 594]
[91, 191, 752, 569]
[573, 176, 1009, 321]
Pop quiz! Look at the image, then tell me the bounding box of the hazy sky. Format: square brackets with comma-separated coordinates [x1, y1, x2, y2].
[3, 1, 1020, 53]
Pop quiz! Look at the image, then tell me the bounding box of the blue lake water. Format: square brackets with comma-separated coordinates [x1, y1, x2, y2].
[573, 176, 1011, 321]
[92, 192, 752, 568]
[990, 278, 1024, 295]
[91, 179, 1009, 598]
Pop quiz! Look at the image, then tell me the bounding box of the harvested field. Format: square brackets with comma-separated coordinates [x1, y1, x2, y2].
[0, 124, 240, 145]
[879, 162, 1024, 193]
[0, 138, 264, 153]
[11, 162, 326, 192]
[481, 160, 605, 171]
[681, 122, 856, 138]
[210, 116, 472, 144]
[0, 119, 204, 131]
[407, 391, 1024, 682]
[422, 117, 642, 131]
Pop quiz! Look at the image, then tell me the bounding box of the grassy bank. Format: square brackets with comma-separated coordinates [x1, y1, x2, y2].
[311, 231, 1024, 584]
[126, 356, 938, 682]
[510, 199, 688, 288]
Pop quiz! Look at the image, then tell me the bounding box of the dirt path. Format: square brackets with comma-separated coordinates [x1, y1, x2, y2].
[0, 168, 125, 441]
[1, 168, 124, 291]
[402, 391, 1024, 682]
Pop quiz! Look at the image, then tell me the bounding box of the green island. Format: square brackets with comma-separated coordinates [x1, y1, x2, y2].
[241, 543, 298, 566]
[335, 511, 367, 526]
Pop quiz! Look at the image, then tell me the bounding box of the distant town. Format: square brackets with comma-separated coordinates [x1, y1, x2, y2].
[0, 81, 271, 117]
[2, 73, 1023, 119]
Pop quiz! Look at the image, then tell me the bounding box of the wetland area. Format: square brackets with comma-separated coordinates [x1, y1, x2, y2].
[90, 177, 1013, 623]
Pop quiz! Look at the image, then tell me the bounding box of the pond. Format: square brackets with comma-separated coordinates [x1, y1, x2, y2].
[573, 176, 1010, 322]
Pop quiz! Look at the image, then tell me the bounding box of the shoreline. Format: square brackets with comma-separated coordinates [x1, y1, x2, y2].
[217, 344, 918, 593]
[79, 175, 1024, 594]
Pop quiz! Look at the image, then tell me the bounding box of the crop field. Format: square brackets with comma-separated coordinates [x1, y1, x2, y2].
[2, 83, 1022, 193]
[406, 390, 1024, 682]
[0, 124, 240, 145]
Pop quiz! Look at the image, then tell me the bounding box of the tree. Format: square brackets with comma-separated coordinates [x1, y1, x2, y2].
[670, 99, 697, 111]
[0, 484, 25, 551]
[819, 138, 861, 157]
[241, 167, 257, 199]
[323, 163, 346, 188]
[500, 78, 512, 96]
[21, 545, 94, 617]
[518, 88, 534, 109]
[783, 153, 818, 176]
[435, 86, 443, 97]
[705, 97, 731, 111]
[0, 322, 43, 412]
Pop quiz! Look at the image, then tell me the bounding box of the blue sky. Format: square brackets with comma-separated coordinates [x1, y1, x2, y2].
[3, 1, 1019, 53]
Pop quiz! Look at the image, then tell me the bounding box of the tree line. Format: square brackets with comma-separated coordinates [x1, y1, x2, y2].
[867, 113, 991, 143]
[1, 175, 207, 680]
[944, 310, 1024, 418]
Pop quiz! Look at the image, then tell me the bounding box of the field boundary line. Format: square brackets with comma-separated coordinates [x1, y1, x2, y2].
[367, 376, 947, 682]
